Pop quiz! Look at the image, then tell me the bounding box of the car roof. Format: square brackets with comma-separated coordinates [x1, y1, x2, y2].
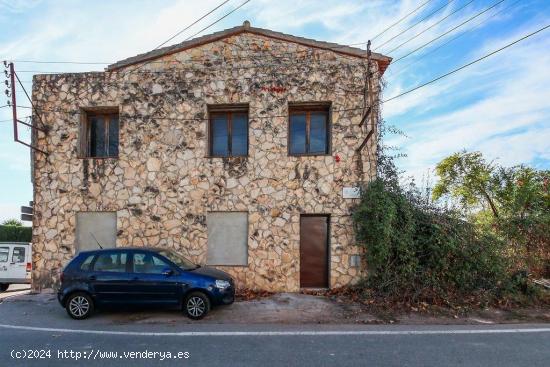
[0, 242, 31, 245]
[80, 247, 168, 255]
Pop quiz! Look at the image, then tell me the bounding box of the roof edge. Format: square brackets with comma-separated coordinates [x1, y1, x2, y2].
[107, 23, 392, 73]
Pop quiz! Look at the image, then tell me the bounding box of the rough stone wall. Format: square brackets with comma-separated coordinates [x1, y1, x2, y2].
[31, 32, 380, 291]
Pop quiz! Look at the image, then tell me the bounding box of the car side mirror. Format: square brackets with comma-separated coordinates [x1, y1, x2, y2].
[162, 268, 174, 276]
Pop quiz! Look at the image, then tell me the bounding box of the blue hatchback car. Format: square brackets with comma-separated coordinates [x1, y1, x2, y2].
[57, 247, 234, 320]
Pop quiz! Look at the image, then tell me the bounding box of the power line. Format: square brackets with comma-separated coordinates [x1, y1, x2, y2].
[15, 23, 549, 128]
[3, 38, 372, 68]
[15, 62, 368, 88]
[12, 48, 370, 74]
[383, 22, 550, 103]
[13, 58, 364, 74]
[371, 0, 435, 42]
[183, 0, 251, 41]
[388, 0, 521, 78]
[132, 1, 248, 75]
[374, 0, 457, 52]
[14, 65, 366, 117]
[1, 1, 237, 70]
[16, 104, 367, 121]
[5, 45, 364, 68]
[13, 53, 368, 117]
[385, 0, 476, 55]
[9, 49, 367, 72]
[153, 0, 231, 49]
[391, 0, 506, 64]
[0, 116, 30, 123]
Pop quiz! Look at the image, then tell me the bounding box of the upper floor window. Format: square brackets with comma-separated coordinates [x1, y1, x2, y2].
[80, 110, 119, 158]
[208, 105, 248, 157]
[289, 104, 330, 156]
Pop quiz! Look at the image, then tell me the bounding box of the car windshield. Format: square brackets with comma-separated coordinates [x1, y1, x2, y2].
[158, 250, 198, 271]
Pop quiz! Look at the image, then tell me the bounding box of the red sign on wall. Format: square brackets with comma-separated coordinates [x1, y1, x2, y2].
[261, 86, 287, 93]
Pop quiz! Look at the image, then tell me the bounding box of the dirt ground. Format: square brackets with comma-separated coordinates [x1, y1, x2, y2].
[1, 288, 548, 325]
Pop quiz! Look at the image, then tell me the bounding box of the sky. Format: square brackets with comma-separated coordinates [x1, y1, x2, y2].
[0, 0, 549, 223]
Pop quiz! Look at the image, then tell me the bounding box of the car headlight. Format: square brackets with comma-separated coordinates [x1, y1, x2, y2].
[215, 280, 231, 289]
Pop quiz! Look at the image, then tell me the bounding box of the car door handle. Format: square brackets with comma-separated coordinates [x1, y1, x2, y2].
[88, 276, 96, 281]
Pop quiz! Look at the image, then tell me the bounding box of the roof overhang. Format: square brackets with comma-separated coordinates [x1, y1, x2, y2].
[107, 22, 392, 74]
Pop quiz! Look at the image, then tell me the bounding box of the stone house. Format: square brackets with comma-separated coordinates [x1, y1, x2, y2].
[31, 21, 391, 291]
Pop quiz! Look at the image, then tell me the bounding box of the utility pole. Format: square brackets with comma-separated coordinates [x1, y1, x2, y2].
[9, 62, 18, 142]
[357, 40, 375, 182]
[3, 61, 48, 154]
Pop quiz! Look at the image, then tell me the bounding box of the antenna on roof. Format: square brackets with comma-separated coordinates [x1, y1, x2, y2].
[89, 232, 103, 249]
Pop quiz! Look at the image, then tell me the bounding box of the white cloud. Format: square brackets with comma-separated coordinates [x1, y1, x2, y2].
[0, 0, 42, 13]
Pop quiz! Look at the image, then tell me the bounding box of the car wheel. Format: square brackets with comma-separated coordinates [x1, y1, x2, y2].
[66, 292, 94, 320]
[0, 283, 8, 292]
[184, 291, 210, 320]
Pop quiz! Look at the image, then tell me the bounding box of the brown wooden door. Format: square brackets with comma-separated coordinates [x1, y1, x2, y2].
[300, 215, 329, 288]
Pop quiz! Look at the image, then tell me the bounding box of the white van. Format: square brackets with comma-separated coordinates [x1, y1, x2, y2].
[0, 242, 32, 292]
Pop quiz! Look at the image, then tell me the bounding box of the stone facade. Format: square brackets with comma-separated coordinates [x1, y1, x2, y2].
[31, 26, 387, 291]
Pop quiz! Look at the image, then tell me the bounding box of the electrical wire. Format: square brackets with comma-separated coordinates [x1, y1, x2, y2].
[391, 0, 506, 64]
[370, 0, 436, 41]
[383, 22, 550, 103]
[14, 22, 549, 122]
[385, 0, 476, 55]
[388, 0, 522, 78]
[16, 104, 367, 121]
[183, 0, 251, 41]
[132, 1, 249, 73]
[153, 0, 231, 50]
[374, 0, 457, 51]
[9, 54, 371, 120]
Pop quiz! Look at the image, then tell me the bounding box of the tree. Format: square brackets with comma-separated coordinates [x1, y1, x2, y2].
[433, 151, 550, 275]
[433, 151, 500, 217]
[1, 219, 23, 226]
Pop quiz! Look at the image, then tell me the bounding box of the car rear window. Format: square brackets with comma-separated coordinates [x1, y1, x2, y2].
[12, 247, 25, 263]
[80, 254, 96, 271]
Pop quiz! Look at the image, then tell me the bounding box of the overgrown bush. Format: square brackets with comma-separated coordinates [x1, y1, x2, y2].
[0, 224, 32, 242]
[353, 179, 509, 302]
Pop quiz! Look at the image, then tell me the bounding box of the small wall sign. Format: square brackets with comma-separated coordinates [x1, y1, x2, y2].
[342, 186, 361, 199]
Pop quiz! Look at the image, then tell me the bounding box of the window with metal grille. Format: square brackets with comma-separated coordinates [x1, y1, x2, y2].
[289, 104, 330, 155]
[208, 105, 248, 157]
[80, 110, 119, 158]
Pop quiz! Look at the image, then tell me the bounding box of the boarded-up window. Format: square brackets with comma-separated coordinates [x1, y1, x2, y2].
[75, 212, 117, 252]
[206, 212, 248, 266]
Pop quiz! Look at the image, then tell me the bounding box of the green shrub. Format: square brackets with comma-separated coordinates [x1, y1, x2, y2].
[353, 179, 508, 301]
[0, 225, 32, 242]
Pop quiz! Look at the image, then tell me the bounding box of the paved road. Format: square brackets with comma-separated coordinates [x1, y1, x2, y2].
[1, 292, 548, 366]
[1, 323, 549, 367]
